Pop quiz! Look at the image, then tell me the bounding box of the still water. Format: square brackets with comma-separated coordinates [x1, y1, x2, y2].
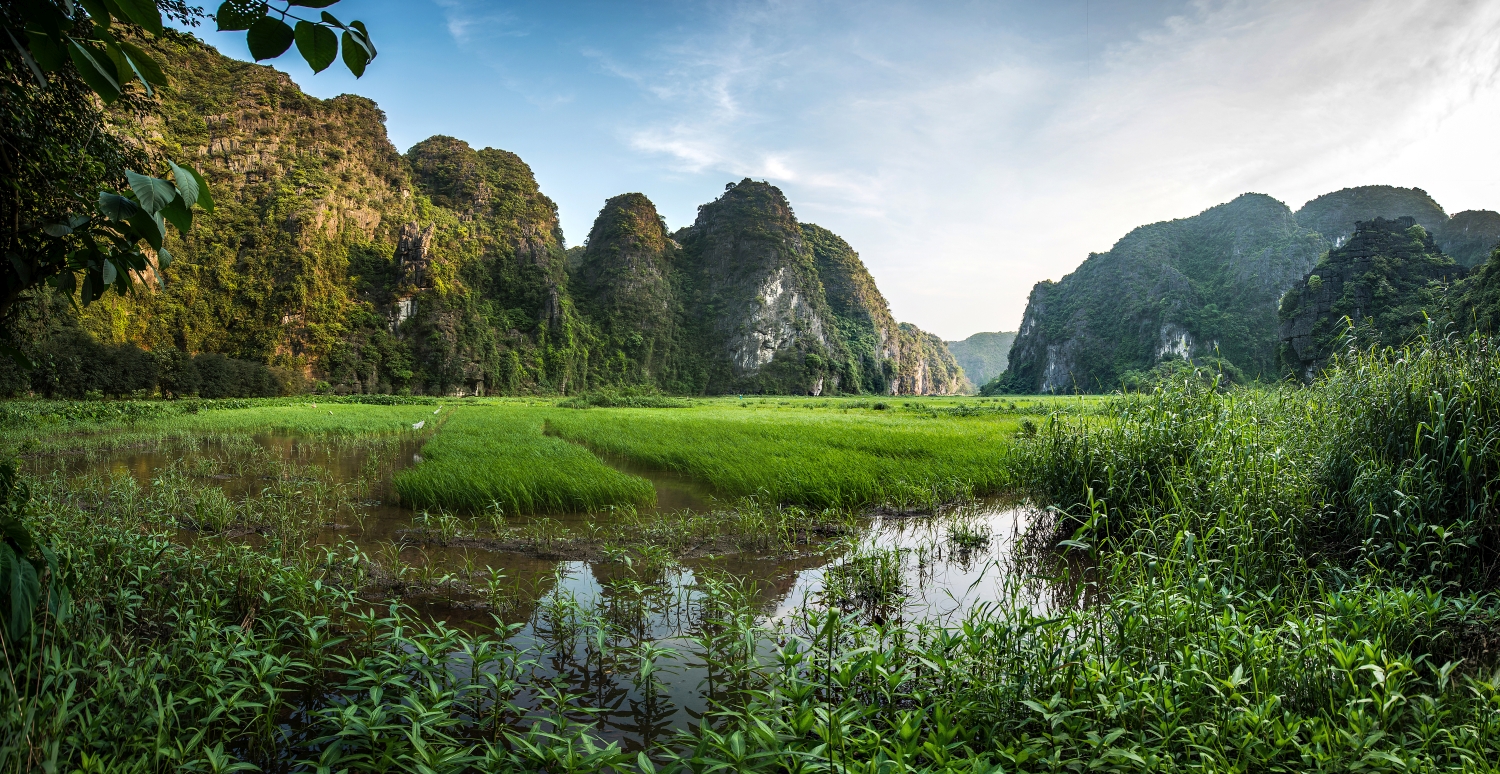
[42, 432, 1034, 747]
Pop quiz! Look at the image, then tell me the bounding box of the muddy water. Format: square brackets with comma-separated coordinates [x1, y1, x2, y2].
[43, 434, 1034, 748]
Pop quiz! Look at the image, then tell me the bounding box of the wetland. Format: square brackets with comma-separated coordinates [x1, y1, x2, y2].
[5, 343, 1500, 772]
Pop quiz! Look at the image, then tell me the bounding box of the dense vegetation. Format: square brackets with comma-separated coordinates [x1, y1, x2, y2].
[4, 34, 963, 399]
[947, 330, 1015, 387]
[3, 334, 1500, 771]
[1279, 217, 1465, 376]
[1000, 185, 1500, 394]
[998, 193, 1326, 393]
[393, 406, 657, 514]
[546, 401, 1019, 509]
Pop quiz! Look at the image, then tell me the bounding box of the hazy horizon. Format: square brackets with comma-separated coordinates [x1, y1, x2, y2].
[187, 0, 1500, 340]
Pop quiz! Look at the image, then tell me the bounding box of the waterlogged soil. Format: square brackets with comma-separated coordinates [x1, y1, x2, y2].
[37, 433, 1035, 748]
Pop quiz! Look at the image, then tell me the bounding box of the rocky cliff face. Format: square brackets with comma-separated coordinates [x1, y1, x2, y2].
[672, 181, 842, 393]
[571, 193, 686, 387]
[998, 194, 1326, 393]
[1295, 186, 1448, 248]
[802, 224, 900, 393]
[999, 183, 1498, 393]
[82, 30, 416, 379]
[896, 324, 971, 395]
[56, 35, 958, 397]
[1435, 210, 1500, 268]
[1279, 217, 1464, 378]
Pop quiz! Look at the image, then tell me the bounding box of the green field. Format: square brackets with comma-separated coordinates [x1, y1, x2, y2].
[544, 400, 1027, 508]
[4, 357, 1500, 773]
[393, 405, 658, 514]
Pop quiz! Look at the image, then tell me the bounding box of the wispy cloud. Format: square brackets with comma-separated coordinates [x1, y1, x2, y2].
[582, 0, 1500, 336]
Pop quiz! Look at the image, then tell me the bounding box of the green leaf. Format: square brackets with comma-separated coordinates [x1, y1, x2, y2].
[41, 223, 72, 237]
[98, 35, 148, 95]
[349, 20, 375, 57]
[294, 21, 338, 73]
[101, 258, 117, 286]
[23, 27, 65, 73]
[167, 161, 199, 208]
[160, 195, 192, 233]
[66, 39, 121, 103]
[157, 246, 172, 270]
[126, 211, 164, 251]
[340, 30, 368, 77]
[0, 342, 35, 371]
[109, 0, 163, 36]
[319, 11, 344, 28]
[79, 0, 112, 28]
[6, 545, 40, 641]
[216, 0, 267, 31]
[246, 17, 295, 61]
[119, 40, 167, 85]
[97, 192, 142, 221]
[177, 165, 213, 212]
[47, 582, 71, 625]
[125, 171, 177, 213]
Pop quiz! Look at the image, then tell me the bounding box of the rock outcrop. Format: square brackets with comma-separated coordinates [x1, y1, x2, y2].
[1295, 186, 1448, 248]
[1435, 210, 1500, 268]
[997, 194, 1326, 393]
[571, 193, 685, 387]
[1278, 217, 1464, 378]
[802, 224, 900, 394]
[57, 33, 967, 397]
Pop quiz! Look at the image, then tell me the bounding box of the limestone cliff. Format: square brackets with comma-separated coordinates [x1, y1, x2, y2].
[571, 193, 687, 388]
[1435, 210, 1500, 268]
[895, 324, 971, 395]
[802, 224, 900, 393]
[998, 194, 1326, 393]
[51, 34, 957, 397]
[672, 181, 845, 394]
[1295, 186, 1448, 248]
[1278, 217, 1464, 378]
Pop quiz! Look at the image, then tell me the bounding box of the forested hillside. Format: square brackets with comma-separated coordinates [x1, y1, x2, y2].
[946, 331, 1015, 387]
[998, 185, 1500, 393]
[2, 32, 963, 397]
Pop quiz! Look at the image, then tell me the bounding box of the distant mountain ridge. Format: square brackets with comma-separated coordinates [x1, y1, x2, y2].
[16, 32, 962, 397]
[946, 332, 1015, 387]
[996, 185, 1500, 393]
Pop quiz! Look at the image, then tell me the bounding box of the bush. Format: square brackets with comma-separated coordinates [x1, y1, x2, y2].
[557, 386, 690, 409]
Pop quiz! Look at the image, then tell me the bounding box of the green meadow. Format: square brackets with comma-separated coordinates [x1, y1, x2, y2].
[393, 405, 658, 514]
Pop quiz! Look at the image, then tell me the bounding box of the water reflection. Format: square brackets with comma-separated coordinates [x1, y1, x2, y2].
[35, 434, 1036, 748]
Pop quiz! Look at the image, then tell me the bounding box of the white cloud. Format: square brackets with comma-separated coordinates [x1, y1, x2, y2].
[601, 0, 1500, 338]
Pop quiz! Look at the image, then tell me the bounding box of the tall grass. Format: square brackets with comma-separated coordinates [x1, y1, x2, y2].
[546, 407, 1020, 509]
[395, 406, 657, 514]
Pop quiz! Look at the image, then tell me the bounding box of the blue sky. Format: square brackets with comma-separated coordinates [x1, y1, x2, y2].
[192, 0, 1500, 339]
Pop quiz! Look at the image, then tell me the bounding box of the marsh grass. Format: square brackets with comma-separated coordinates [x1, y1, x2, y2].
[6, 342, 1500, 772]
[395, 407, 656, 514]
[822, 544, 907, 616]
[546, 406, 1020, 509]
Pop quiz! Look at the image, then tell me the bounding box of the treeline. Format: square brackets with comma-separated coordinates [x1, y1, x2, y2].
[0, 333, 289, 399]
